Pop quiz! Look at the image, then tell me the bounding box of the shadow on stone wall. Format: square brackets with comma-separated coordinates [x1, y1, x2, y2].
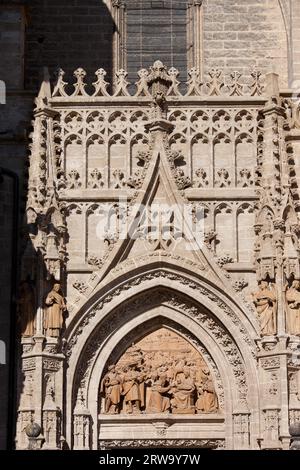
[25, 0, 115, 91]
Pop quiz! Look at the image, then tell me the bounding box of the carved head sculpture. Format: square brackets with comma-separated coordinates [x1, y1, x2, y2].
[53, 283, 61, 293]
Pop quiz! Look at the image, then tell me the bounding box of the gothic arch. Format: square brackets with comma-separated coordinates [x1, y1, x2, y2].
[64, 258, 260, 449]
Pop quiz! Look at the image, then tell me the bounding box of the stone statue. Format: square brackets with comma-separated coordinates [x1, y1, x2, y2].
[252, 280, 277, 336]
[147, 373, 171, 414]
[286, 280, 300, 336]
[196, 367, 218, 413]
[17, 281, 36, 337]
[121, 365, 144, 414]
[100, 365, 122, 414]
[44, 283, 67, 337]
[170, 366, 196, 414]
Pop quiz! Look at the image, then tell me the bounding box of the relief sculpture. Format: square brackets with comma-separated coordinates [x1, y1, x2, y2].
[99, 329, 219, 415]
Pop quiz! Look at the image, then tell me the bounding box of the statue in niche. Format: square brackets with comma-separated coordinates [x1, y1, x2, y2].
[100, 365, 122, 414]
[252, 280, 277, 336]
[170, 366, 196, 414]
[285, 280, 300, 336]
[146, 373, 171, 414]
[196, 367, 218, 413]
[44, 283, 67, 338]
[120, 364, 145, 414]
[17, 281, 36, 337]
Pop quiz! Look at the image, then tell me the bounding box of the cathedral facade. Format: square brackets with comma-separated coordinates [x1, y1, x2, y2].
[1, 0, 300, 451]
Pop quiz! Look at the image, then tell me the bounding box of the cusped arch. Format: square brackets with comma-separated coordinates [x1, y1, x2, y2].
[64, 259, 260, 449]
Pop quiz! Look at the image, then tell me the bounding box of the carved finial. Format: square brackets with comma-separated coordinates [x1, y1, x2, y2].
[93, 68, 110, 97]
[67, 169, 82, 189]
[114, 69, 130, 96]
[148, 60, 170, 86]
[135, 69, 151, 97]
[167, 67, 181, 96]
[186, 68, 202, 96]
[206, 68, 224, 96]
[73, 68, 88, 96]
[250, 69, 263, 96]
[52, 68, 68, 98]
[228, 71, 243, 96]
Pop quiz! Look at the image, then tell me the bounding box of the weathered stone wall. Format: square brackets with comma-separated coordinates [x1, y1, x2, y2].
[202, 0, 289, 86]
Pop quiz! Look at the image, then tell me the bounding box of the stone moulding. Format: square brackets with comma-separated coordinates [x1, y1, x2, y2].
[98, 439, 224, 449]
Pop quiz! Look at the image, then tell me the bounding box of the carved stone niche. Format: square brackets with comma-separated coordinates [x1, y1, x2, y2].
[98, 328, 223, 444]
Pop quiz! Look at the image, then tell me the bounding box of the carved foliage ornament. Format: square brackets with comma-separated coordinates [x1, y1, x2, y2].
[100, 329, 219, 416]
